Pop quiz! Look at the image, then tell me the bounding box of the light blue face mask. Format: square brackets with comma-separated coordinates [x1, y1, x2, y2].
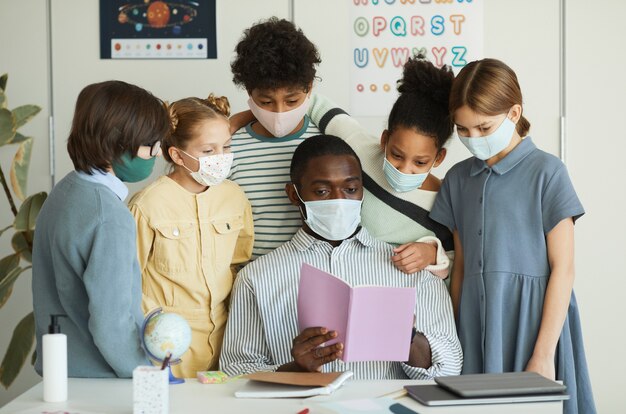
[383, 156, 436, 193]
[293, 185, 363, 241]
[457, 116, 516, 160]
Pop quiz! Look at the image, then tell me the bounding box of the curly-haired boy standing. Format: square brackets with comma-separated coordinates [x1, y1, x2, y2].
[229, 17, 322, 259]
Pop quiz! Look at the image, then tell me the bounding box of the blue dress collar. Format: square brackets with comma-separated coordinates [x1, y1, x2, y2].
[469, 137, 537, 177]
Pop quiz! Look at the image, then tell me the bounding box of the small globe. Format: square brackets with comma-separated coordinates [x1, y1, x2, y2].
[142, 308, 191, 361]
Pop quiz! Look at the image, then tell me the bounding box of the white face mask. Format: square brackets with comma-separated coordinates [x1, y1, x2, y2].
[293, 185, 362, 241]
[456, 116, 516, 160]
[178, 149, 233, 187]
[247, 95, 310, 137]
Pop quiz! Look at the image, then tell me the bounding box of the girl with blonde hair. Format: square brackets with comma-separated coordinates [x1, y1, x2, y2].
[129, 94, 253, 378]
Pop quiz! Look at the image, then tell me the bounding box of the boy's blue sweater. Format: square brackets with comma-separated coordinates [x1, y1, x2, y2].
[32, 172, 150, 378]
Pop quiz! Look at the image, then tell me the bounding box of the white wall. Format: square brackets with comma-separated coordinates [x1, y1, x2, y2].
[0, 0, 51, 406]
[1, 0, 623, 410]
[50, 0, 291, 195]
[567, 1, 626, 411]
[297, 0, 560, 184]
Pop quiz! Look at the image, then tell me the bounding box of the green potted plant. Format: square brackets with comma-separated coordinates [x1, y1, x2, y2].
[0, 73, 45, 388]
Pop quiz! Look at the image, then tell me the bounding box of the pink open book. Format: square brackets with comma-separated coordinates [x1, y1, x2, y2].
[297, 263, 416, 362]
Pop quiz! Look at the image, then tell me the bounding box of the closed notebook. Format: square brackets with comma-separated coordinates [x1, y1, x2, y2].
[297, 263, 416, 362]
[234, 371, 353, 398]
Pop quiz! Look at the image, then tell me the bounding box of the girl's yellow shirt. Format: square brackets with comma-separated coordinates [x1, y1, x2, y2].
[128, 176, 254, 377]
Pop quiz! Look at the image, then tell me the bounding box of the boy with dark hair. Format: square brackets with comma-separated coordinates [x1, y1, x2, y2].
[228, 17, 322, 259]
[33, 80, 169, 378]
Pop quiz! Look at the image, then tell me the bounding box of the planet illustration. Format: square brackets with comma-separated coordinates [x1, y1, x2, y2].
[118, 1, 198, 33]
[147, 1, 170, 28]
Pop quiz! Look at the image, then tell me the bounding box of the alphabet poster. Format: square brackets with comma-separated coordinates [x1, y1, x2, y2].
[100, 0, 217, 59]
[351, 0, 483, 116]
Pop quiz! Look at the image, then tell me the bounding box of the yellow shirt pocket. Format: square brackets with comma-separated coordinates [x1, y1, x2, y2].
[211, 216, 244, 268]
[154, 223, 197, 275]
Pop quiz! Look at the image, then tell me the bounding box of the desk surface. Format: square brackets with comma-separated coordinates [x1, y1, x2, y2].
[0, 378, 563, 414]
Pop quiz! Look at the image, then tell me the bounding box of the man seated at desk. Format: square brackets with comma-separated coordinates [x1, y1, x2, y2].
[220, 135, 462, 379]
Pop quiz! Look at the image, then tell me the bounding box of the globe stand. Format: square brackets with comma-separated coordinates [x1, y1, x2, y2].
[165, 362, 185, 384]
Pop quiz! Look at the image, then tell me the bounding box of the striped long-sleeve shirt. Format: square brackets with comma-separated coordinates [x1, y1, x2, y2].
[219, 228, 462, 380]
[228, 117, 321, 259]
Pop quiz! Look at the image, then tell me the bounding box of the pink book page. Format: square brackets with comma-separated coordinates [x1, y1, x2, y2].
[343, 286, 415, 362]
[297, 263, 351, 347]
[297, 263, 416, 363]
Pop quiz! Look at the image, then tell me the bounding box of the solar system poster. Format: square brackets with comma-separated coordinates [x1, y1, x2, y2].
[100, 0, 216, 59]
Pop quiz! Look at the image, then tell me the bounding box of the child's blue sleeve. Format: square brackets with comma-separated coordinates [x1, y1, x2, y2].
[541, 163, 585, 234]
[430, 175, 456, 232]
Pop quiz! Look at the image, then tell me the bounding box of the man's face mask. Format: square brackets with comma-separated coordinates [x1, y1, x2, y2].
[293, 185, 363, 241]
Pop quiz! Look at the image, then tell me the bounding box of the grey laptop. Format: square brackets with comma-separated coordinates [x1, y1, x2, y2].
[434, 372, 567, 397]
[404, 372, 569, 407]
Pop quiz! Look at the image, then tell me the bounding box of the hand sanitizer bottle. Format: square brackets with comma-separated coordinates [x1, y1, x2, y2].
[43, 314, 67, 402]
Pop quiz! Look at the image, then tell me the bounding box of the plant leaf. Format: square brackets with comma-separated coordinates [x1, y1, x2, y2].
[9, 137, 33, 201]
[0, 312, 35, 389]
[31, 350, 37, 366]
[14, 192, 47, 232]
[0, 108, 16, 145]
[11, 232, 32, 263]
[0, 74, 7, 92]
[0, 254, 20, 285]
[12, 105, 41, 129]
[0, 265, 22, 309]
[10, 132, 29, 145]
[0, 91, 5, 110]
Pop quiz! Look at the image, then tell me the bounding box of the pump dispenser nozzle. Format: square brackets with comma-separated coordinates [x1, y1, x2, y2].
[48, 314, 66, 334]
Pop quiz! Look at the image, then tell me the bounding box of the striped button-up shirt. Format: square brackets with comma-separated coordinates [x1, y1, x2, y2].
[228, 116, 321, 259]
[220, 228, 462, 380]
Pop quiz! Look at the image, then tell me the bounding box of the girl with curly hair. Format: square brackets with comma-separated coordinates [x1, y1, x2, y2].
[307, 56, 455, 278]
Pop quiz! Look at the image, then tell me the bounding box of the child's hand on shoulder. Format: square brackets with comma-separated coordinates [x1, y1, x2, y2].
[392, 242, 437, 274]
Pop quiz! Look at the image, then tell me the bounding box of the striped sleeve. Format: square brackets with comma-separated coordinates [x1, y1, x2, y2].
[219, 268, 279, 376]
[402, 273, 463, 379]
[228, 123, 321, 259]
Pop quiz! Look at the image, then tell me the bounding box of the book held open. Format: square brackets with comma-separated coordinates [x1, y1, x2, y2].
[297, 263, 416, 362]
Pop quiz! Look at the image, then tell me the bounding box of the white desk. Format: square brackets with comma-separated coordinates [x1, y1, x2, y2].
[0, 378, 563, 414]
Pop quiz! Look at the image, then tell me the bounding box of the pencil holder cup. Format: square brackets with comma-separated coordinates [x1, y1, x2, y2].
[133, 365, 169, 414]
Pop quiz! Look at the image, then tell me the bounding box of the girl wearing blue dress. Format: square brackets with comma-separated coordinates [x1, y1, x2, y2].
[430, 59, 595, 414]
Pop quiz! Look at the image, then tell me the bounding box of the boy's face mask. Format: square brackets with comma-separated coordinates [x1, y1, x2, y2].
[247, 95, 310, 138]
[111, 152, 156, 183]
